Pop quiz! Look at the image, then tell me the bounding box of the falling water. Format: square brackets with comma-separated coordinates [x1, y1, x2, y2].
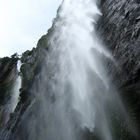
[56, 0, 107, 131]
[10, 60, 21, 112]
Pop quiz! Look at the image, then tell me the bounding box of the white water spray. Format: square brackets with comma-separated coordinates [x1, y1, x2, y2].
[48, 0, 111, 132]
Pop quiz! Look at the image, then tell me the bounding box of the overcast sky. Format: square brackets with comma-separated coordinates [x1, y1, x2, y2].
[0, 0, 62, 57]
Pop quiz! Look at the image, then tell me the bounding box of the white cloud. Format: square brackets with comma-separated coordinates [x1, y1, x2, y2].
[0, 0, 62, 57]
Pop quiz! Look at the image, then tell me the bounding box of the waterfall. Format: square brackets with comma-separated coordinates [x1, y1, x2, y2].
[2, 60, 21, 126]
[10, 60, 21, 112]
[26, 0, 127, 140]
[55, 0, 108, 131]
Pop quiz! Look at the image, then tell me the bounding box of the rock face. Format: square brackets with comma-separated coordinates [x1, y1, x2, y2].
[0, 35, 49, 140]
[97, 0, 140, 135]
[0, 56, 18, 128]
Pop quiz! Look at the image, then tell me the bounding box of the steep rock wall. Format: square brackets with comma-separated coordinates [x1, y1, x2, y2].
[0, 56, 18, 128]
[97, 0, 140, 133]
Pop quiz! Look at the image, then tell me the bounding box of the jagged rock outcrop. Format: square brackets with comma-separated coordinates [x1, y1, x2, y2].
[97, 0, 140, 136]
[0, 35, 50, 140]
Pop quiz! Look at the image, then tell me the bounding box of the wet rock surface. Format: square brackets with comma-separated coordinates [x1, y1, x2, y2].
[0, 56, 18, 128]
[0, 35, 49, 140]
[97, 0, 140, 137]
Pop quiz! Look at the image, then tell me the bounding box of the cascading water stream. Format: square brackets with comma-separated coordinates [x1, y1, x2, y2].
[10, 60, 21, 112]
[56, 0, 108, 132]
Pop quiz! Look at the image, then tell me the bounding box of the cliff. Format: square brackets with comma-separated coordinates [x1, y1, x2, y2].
[97, 0, 140, 134]
[0, 0, 140, 140]
[0, 56, 18, 128]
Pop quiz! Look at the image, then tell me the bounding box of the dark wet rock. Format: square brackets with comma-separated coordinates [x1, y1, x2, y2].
[0, 56, 18, 128]
[0, 35, 50, 140]
[97, 0, 140, 137]
[19, 35, 49, 103]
